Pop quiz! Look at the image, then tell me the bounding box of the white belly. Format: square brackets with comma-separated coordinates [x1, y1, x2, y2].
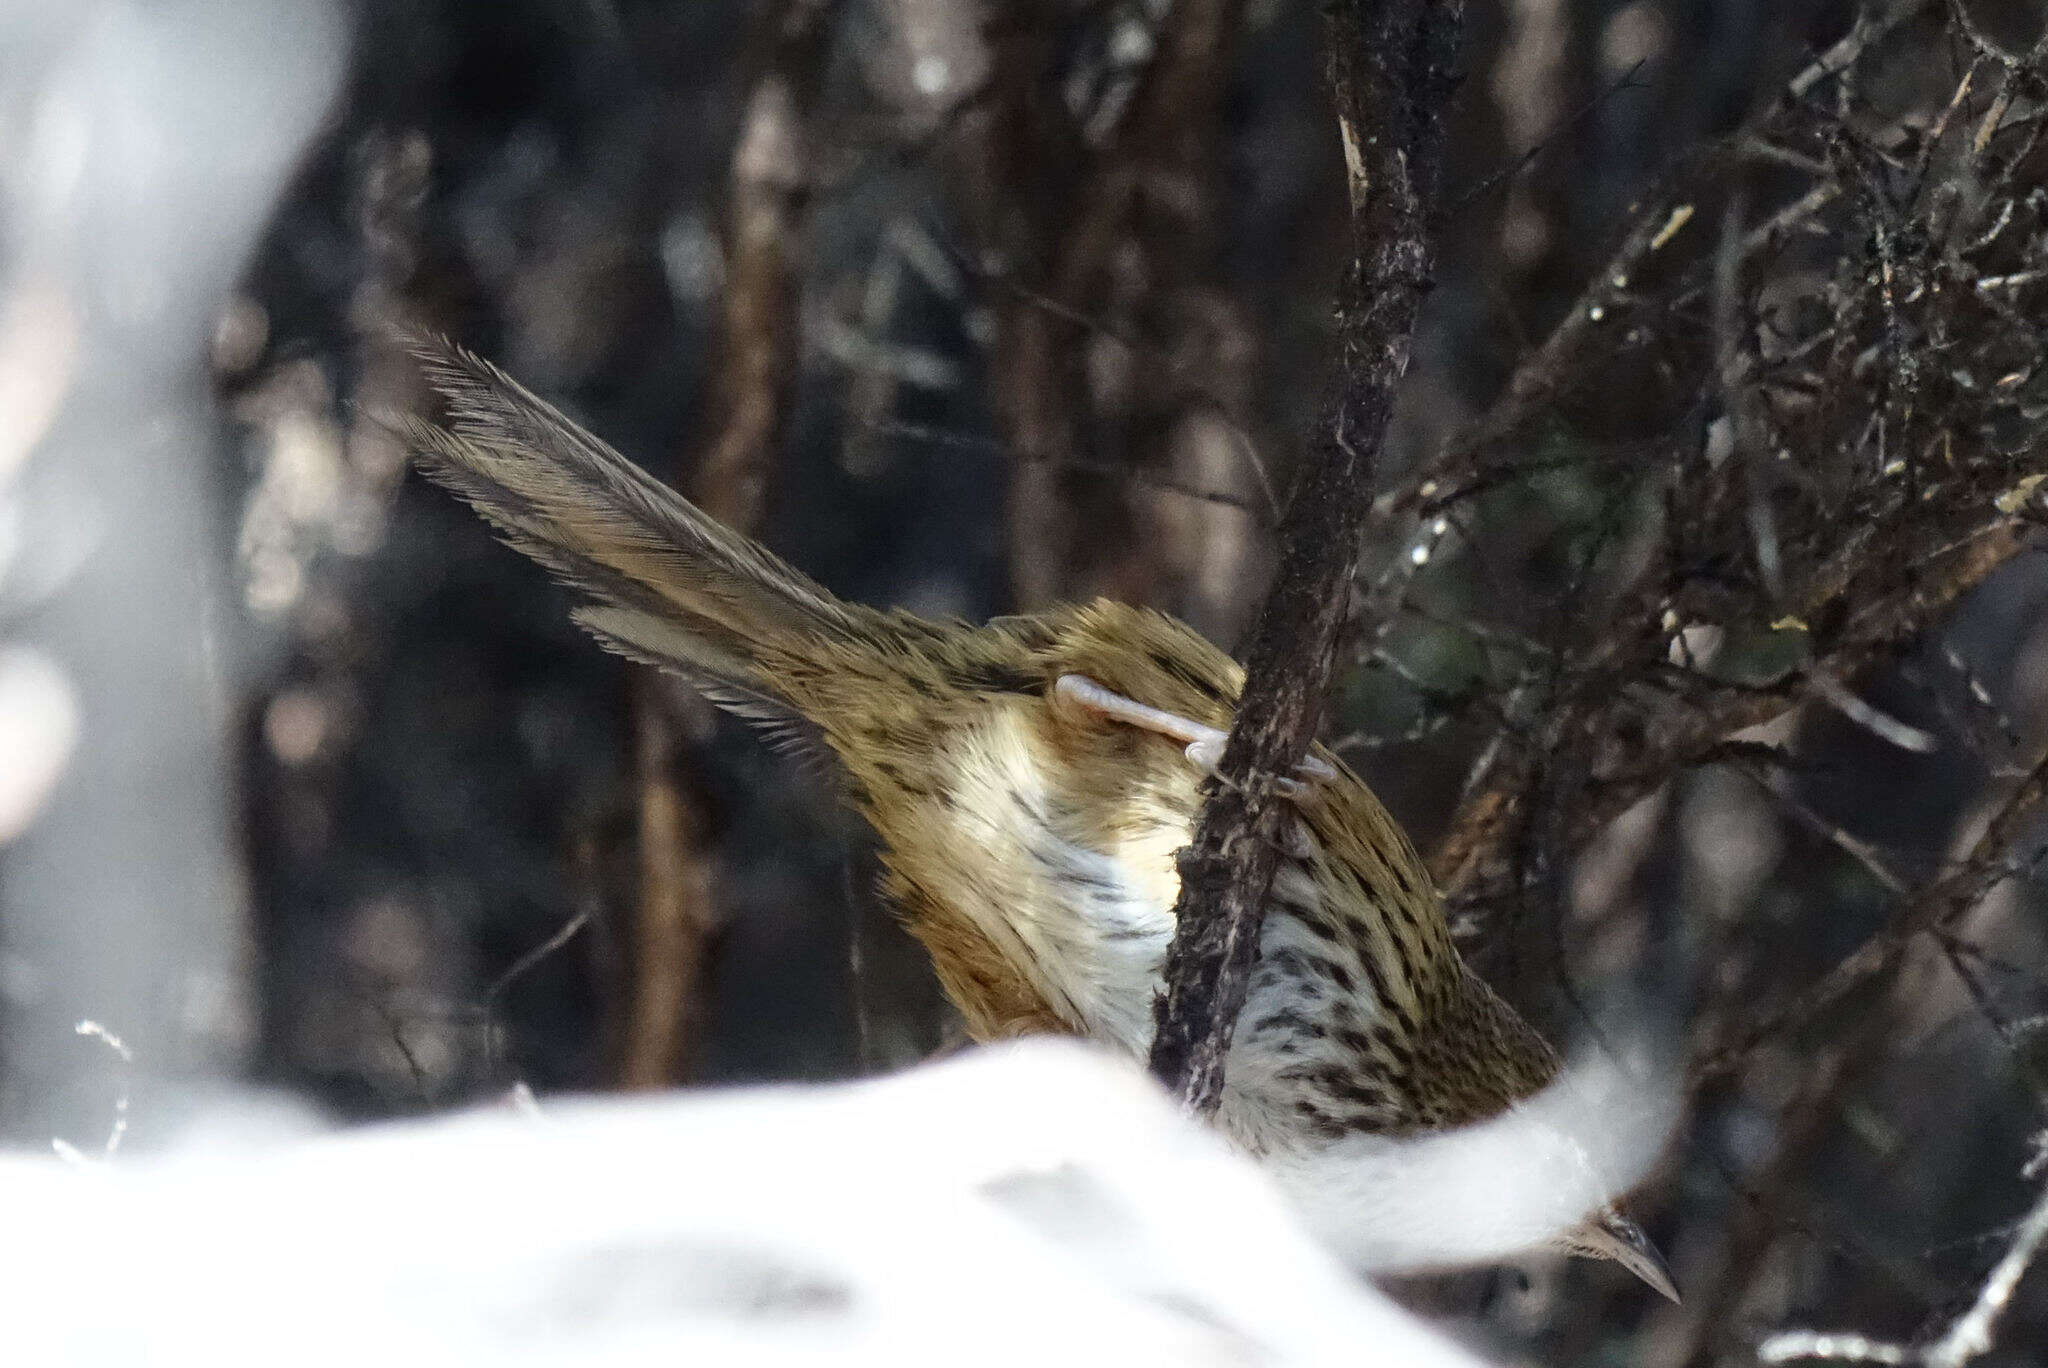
[910, 711, 1373, 1155]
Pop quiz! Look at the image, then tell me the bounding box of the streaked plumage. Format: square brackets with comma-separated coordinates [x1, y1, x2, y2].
[402, 339, 1674, 1297]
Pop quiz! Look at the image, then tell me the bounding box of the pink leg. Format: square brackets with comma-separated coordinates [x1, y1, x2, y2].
[1052, 674, 1334, 794]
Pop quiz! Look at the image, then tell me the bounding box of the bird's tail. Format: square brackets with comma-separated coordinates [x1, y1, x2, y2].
[401, 338, 876, 726]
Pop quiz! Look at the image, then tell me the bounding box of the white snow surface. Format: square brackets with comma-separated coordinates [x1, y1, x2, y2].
[0, 1041, 1498, 1368]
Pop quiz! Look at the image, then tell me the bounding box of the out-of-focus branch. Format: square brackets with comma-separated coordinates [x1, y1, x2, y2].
[619, 682, 722, 1089]
[690, 0, 840, 532]
[616, 0, 842, 1090]
[1001, 0, 1247, 610]
[972, 0, 1268, 636]
[1439, 514, 2027, 911]
[0, 0, 342, 1145]
[1757, 1156, 2048, 1367]
[1674, 1007, 1899, 1368]
[1693, 742, 2048, 1086]
[1148, 0, 1466, 1113]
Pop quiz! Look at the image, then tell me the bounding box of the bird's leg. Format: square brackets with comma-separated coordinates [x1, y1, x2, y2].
[1052, 674, 1335, 796]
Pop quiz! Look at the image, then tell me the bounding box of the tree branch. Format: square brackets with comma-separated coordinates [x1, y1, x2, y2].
[1147, 0, 1467, 1113]
[1758, 1154, 2048, 1366]
[617, 0, 842, 1089]
[1693, 741, 2048, 1087]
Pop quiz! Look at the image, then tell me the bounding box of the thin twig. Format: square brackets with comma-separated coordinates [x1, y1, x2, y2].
[1757, 1157, 2048, 1366]
[478, 900, 593, 1085]
[1697, 746, 2048, 1085]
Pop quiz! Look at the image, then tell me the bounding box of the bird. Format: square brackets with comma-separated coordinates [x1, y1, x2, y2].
[400, 337, 1677, 1301]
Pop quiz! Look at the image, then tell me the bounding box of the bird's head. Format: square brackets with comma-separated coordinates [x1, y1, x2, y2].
[1554, 1206, 1680, 1303]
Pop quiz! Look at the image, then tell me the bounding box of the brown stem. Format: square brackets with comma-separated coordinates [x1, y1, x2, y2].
[690, 0, 841, 531]
[617, 683, 721, 1089]
[1148, 0, 1468, 1113]
[615, 0, 841, 1089]
[976, 0, 1255, 616]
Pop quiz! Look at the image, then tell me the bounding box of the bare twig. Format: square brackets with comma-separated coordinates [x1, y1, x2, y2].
[1678, 1013, 1896, 1368]
[482, 904, 594, 1084]
[970, 0, 1271, 635]
[1391, 2, 2043, 914]
[357, 986, 434, 1106]
[1443, 59, 1652, 217]
[1148, 0, 1466, 1112]
[1757, 1155, 2048, 1366]
[1790, 0, 1938, 100]
[1696, 745, 2048, 1085]
[689, 0, 843, 531]
[618, 0, 842, 1089]
[486, 907, 594, 1011]
[1731, 754, 1910, 896]
[861, 416, 1275, 519]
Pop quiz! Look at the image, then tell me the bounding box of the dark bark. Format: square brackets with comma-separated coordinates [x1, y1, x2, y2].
[1147, 1, 1468, 1113]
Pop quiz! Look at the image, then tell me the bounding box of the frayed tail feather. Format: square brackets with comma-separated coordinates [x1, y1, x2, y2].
[1264, 1045, 1677, 1273]
[397, 334, 870, 737]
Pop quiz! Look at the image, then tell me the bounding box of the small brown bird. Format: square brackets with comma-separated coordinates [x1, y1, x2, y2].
[403, 340, 1675, 1300]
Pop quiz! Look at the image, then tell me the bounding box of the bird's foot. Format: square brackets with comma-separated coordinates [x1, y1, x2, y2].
[1053, 674, 1334, 797]
[1181, 734, 1335, 798]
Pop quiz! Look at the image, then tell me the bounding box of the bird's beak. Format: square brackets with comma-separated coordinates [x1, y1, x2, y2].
[1584, 1211, 1680, 1303]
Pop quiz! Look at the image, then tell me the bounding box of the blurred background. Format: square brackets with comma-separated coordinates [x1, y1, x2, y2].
[4, 0, 2048, 1363]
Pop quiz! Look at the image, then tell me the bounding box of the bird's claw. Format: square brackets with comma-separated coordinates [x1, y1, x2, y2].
[1182, 737, 1334, 798]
